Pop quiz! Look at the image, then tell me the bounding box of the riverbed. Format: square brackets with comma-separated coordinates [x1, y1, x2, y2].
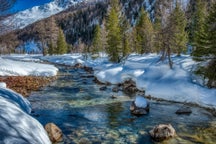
[28, 65, 216, 144]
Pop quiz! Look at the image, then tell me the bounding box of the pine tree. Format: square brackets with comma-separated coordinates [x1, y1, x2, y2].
[199, 2, 216, 87]
[106, 0, 121, 62]
[56, 28, 67, 54]
[153, 18, 163, 53]
[169, 3, 188, 56]
[191, 0, 208, 57]
[159, 3, 188, 68]
[48, 40, 54, 55]
[207, 2, 216, 56]
[120, 12, 131, 57]
[91, 24, 102, 55]
[135, 7, 154, 54]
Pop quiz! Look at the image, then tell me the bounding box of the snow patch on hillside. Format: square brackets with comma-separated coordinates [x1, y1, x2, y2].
[1, 0, 85, 31]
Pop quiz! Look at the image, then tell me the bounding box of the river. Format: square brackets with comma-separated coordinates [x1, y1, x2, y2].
[28, 65, 216, 144]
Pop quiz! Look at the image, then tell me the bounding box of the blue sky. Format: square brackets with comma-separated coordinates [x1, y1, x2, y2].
[6, 0, 53, 14]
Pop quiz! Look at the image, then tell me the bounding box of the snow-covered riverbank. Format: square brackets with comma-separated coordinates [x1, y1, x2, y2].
[0, 56, 58, 143]
[41, 53, 216, 109]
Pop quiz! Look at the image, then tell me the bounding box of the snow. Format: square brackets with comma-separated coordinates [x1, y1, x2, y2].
[0, 0, 86, 31]
[0, 82, 6, 88]
[0, 96, 51, 144]
[0, 87, 31, 114]
[41, 53, 216, 109]
[0, 57, 58, 76]
[0, 87, 51, 144]
[135, 96, 148, 108]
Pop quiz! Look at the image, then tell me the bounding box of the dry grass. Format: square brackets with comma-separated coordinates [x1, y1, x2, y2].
[0, 76, 56, 97]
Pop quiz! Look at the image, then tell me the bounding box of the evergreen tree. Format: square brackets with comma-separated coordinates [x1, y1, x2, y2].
[135, 7, 154, 54]
[120, 12, 131, 57]
[159, 3, 188, 68]
[169, 3, 188, 56]
[207, 2, 216, 56]
[106, 0, 121, 62]
[91, 24, 102, 54]
[48, 40, 54, 55]
[195, 2, 216, 87]
[190, 0, 208, 56]
[56, 28, 67, 54]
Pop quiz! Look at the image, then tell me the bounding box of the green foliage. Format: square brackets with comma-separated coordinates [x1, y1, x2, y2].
[91, 24, 102, 54]
[56, 28, 67, 54]
[135, 7, 154, 54]
[106, 0, 121, 62]
[191, 0, 208, 57]
[169, 3, 188, 56]
[48, 41, 54, 55]
[120, 13, 131, 57]
[192, 2, 216, 88]
[153, 18, 162, 53]
[206, 2, 216, 56]
[191, 0, 207, 42]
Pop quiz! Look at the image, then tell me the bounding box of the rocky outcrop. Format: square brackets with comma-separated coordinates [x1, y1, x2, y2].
[45, 123, 63, 143]
[149, 124, 176, 142]
[130, 96, 149, 115]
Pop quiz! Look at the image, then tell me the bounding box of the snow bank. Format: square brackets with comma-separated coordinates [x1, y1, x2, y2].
[37, 53, 216, 109]
[0, 86, 51, 144]
[0, 88, 31, 113]
[0, 97, 51, 144]
[0, 57, 58, 76]
[94, 54, 216, 109]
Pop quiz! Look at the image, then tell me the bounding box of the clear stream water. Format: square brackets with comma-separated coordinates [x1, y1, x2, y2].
[28, 65, 216, 144]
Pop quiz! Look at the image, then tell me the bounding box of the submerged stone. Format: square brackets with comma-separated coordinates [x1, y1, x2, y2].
[176, 106, 192, 114]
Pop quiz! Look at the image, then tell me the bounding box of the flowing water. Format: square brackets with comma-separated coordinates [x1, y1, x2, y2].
[28, 66, 216, 144]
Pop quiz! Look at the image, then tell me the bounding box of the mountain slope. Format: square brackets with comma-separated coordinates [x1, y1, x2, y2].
[1, 0, 86, 31]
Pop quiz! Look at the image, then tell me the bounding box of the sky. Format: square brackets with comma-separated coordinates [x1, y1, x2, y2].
[5, 0, 53, 14]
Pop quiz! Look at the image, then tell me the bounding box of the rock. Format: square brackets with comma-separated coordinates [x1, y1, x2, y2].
[111, 95, 117, 99]
[74, 63, 83, 68]
[175, 106, 192, 114]
[83, 66, 93, 73]
[112, 86, 120, 92]
[122, 79, 144, 94]
[149, 124, 176, 142]
[79, 138, 91, 144]
[45, 123, 63, 143]
[99, 86, 107, 91]
[93, 77, 105, 85]
[130, 96, 149, 115]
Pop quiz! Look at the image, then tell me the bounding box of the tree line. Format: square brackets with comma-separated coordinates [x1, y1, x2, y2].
[90, 0, 216, 87]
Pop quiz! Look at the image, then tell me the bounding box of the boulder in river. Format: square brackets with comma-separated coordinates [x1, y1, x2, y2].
[149, 124, 176, 142]
[175, 106, 192, 115]
[45, 123, 63, 143]
[99, 86, 107, 91]
[122, 79, 144, 94]
[130, 96, 149, 115]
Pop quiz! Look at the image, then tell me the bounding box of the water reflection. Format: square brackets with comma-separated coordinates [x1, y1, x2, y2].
[28, 66, 216, 144]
